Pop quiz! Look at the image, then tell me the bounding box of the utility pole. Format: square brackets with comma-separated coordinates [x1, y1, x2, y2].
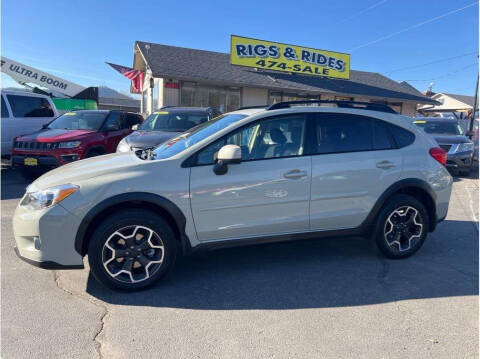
[470, 73, 479, 132]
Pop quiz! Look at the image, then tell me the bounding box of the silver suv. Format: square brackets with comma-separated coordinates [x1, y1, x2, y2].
[13, 101, 453, 291]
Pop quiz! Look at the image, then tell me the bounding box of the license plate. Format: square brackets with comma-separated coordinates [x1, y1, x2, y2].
[24, 158, 38, 166]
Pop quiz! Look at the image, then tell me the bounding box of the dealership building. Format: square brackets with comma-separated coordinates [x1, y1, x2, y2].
[132, 40, 437, 116]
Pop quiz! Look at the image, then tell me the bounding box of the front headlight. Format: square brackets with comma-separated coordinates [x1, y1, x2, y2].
[116, 139, 131, 153]
[455, 142, 474, 153]
[58, 141, 81, 148]
[20, 184, 79, 210]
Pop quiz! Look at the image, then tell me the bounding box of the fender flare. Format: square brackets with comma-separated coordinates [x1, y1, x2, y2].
[74, 192, 187, 255]
[360, 178, 437, 230]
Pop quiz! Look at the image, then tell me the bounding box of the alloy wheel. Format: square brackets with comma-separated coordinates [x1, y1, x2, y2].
[384, 206, 423, 252]
[102, 225, 164, 283]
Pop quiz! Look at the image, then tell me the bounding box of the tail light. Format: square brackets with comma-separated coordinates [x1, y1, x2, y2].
[429, 147, 447, 166]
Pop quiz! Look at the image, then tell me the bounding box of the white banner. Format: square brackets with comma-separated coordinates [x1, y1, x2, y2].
[1, 56, 85, 97]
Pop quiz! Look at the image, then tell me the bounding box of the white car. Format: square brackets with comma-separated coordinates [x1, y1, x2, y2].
[13, 100, 453, 291]
[1, 89, 58, 155]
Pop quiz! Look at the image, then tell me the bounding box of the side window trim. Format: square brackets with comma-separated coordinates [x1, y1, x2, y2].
[184, 113, 310, 167]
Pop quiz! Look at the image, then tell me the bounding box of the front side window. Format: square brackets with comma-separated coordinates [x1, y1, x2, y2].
[1, 96, 9, 118]
[48, 111, 108, 130]
[103, 112, 123, 130]
[6, 95, 54, 118]
[314, 113, 373, 154]
[125, 113, 143, 128]
[195, 115, 307, 165]
[140, 111, 209, 132]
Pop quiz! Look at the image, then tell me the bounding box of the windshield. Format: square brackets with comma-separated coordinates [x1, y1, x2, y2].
[152, 114, 247, 159]
[48, 111, 108, 130]
[414, 121, 463, 135]
[140, 111, 209, 132]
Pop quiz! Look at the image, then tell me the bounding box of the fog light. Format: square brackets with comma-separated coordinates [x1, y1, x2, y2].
[33, 236, 41, 250]
[61, 154, 78, 162]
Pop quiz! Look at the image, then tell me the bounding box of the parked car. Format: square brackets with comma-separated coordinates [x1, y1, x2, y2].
[11, 110, 143, 177]
[1, 89, 58, 156]
[116, 107, 221, 152]
[413, 117, 474, 175]
[13, 101, 452, 291]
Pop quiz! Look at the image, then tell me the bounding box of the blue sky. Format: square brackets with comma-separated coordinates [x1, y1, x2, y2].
[1, 0, 478, 97]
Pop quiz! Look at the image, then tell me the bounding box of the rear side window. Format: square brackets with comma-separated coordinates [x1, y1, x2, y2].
[313, 113, 373, 154]
[1, 96, 9, 118]
[388, 124, 415, 148]
[373, 120, 396, 150]
[6, 95, 54, 118]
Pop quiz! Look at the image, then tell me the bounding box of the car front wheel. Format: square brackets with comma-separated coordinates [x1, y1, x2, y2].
[373, 194, 429, 259]
[88, 209, 177, 291]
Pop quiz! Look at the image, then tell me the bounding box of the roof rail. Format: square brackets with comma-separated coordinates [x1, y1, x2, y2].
[267, 100, 397, 114]
[237, 105, 269, 110]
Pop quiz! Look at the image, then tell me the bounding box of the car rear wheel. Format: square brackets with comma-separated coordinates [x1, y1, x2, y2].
[373, 194, 429, 259]
[88, 209, 177, 291]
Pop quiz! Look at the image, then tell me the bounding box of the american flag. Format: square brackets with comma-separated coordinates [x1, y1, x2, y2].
[106, 62, 144, 93]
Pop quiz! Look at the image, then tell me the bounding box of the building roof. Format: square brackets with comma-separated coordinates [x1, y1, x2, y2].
[135, 41, 436, 105]
[443, 93, 476, 107]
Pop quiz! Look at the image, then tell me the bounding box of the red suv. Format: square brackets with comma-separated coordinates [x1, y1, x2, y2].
[12, 110, 143, 176]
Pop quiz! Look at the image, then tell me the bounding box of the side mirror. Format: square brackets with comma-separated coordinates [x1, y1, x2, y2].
[105, 123, 119, 132]
[213, 145, 242, 175]
[132, 124, 139, 131]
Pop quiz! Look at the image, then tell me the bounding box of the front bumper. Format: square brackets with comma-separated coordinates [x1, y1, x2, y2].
[446, 151, 473, 172]
[13, 202, 84, 269]
[11, 148, 85, 168]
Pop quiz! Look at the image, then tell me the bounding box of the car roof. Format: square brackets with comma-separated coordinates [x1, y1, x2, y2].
[1, 89, 52, 98]
[156, 107, 214, 112]
[414, 117, 458, 123]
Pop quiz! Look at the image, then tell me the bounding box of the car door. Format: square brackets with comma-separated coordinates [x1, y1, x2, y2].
[189, 113, 311, 242]
[3, 94, 56, 153]
[102, 112, 129, 152]
[309, 113, 402, 230]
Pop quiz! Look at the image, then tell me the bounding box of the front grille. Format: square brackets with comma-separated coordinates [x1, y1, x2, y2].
[13, 141, 59, 151]
[439, 144, 452, 153]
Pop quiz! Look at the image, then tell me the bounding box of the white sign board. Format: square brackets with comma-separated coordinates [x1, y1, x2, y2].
[1, 56, 85, 97]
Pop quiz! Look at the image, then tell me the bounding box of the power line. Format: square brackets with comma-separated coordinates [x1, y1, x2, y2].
[338, 0, 388, 24]
[349, 1, 478, 52]
[401, 63, 478, 82]
[385, 52, 478, 74]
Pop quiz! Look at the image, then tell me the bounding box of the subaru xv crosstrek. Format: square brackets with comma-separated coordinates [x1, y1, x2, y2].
[13, 101, 452, 291]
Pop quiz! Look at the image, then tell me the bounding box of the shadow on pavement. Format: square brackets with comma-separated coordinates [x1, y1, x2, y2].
[1, 168, 29, 200]
[87, 219, 478, 310]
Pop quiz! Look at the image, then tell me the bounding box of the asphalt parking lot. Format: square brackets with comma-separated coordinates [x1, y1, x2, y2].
[1, 166, 478, 359]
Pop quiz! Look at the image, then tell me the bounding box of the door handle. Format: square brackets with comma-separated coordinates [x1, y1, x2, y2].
[376, 160, 396, 169]
[283, 169, 308, 179]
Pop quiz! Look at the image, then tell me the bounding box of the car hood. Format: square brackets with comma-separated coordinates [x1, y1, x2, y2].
[16, 128, 95, 141]
[31, 152, 144, 190]
[124, 130, 179, 148]
[431, 134, 470, 145]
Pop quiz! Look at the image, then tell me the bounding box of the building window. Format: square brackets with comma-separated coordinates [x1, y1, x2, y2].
[180, 83, 240, 113]
[268, 91, 320, 104]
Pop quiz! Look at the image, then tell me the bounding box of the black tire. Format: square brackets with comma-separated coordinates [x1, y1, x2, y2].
[88, 209, 177, 291]
[373, 194, 429, 259]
